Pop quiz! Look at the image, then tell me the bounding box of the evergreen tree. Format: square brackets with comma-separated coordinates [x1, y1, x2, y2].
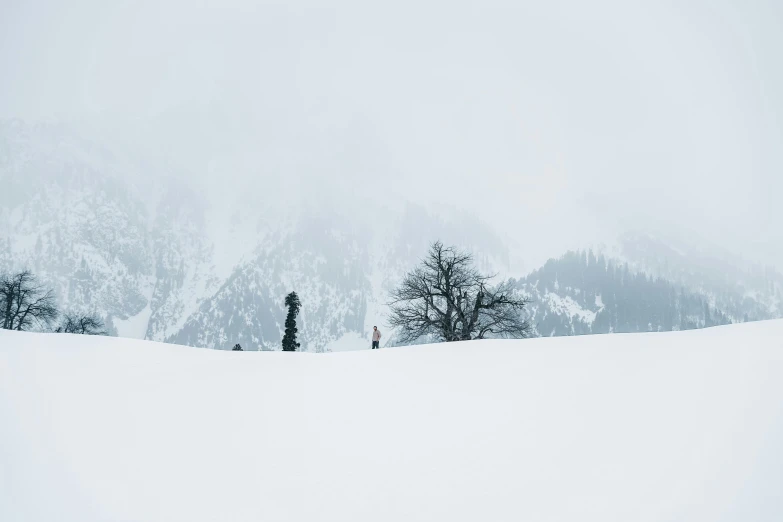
[281, 292, 301, 351]
[232, 343, 243, 351]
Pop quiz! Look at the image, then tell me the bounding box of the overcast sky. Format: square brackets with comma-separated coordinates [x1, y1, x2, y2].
[2, 0, 782, 267]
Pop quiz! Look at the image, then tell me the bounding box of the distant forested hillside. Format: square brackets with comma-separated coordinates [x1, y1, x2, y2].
[515, 251, 734, 337]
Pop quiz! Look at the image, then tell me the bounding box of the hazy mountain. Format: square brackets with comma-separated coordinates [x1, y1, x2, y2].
[608, 232, 783, 322]
[0, 121, 513, 351]
[0, 120, 221, 339]
[516, 251, 737, 337]
[3, 121, 781, 349]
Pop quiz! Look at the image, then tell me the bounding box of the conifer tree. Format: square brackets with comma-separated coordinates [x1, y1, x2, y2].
[281, 292, 301, 352]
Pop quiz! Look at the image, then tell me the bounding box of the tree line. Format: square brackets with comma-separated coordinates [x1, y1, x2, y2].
[0, 270, 106, 335]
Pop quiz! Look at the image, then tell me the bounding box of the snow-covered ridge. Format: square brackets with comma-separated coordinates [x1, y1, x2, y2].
[2, 321, 782, 521]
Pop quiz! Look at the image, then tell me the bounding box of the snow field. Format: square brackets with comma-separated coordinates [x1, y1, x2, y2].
[1, 321, 783, 521]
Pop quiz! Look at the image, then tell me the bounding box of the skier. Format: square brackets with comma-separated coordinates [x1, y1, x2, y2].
[372, 326, 381, 349]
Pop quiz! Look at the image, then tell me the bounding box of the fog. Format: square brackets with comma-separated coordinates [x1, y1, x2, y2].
[2, 0, 781, 268]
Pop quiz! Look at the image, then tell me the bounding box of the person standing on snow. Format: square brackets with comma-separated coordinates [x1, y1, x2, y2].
[372, 326, 381, 349]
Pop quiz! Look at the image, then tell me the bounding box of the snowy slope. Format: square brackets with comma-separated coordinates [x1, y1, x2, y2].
[2, 321, 782, 521]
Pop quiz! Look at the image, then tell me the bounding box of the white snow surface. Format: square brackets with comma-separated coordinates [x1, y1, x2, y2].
[324, 331, 372, 352]
[543, 291, 598, 324]
[2, 321, 783, 521]
[112, 301, 153, 339]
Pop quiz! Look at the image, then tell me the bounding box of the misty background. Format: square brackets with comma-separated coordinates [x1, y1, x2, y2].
[1, 0, 781, 349]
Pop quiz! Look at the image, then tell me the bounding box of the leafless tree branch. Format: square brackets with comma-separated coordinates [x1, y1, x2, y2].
[0, 270, 59, 331]
[388, 241, 530, 344]
[55, 313, 107, 335]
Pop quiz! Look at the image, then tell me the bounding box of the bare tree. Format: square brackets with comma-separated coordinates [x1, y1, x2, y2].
[0, 270, 59, 331]
[388, 241, 530, 344]
[55, 313, 107, 335]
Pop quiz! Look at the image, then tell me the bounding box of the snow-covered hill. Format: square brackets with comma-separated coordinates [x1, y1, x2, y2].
[2, 321, 782, 521]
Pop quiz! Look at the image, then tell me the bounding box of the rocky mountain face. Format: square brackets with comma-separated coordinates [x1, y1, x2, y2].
[167, 225, 372, 351]
[0, 121, 221, 341]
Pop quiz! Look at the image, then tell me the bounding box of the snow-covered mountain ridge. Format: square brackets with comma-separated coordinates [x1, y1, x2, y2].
[3, 121, 781, 349]
[516, 250, 736, 336]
